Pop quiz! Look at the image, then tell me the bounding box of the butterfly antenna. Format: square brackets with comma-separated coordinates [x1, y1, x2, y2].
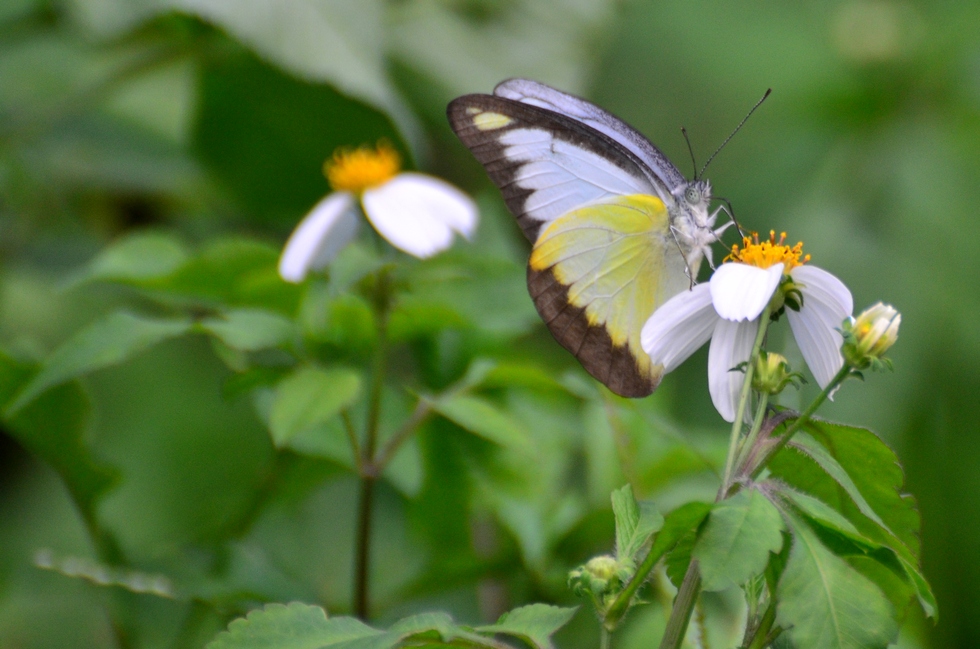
[698, 88, 771, 179]
[681, 127, 699, 179]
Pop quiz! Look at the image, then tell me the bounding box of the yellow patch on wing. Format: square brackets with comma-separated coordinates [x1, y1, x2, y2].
[529, 194, 671, 373]
[472, 111, 514, 130]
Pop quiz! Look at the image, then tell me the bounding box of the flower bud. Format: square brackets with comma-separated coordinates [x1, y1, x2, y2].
[751, 351, 803, 395]
[568, 555, 632, 600]
[842, 302, 900, 368]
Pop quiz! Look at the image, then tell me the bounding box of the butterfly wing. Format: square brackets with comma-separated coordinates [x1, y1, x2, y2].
[447, 93, 661, 242]
[493, 78, 688, 200]
[447, 89, 693, 397]
[527, 194, 691, 397]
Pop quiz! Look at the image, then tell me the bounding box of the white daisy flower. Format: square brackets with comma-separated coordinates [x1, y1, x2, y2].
[641, 232, 853, 422]
[279, 142, 478, 283]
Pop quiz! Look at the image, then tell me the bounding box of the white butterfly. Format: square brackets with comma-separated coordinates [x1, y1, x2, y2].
[449, 79, 729, 397]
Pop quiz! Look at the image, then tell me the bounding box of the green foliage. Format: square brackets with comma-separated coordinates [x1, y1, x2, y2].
[6, 312, 193, 414]
[0, 0, 955, 646]
[693, 488, 784, 592]
[611, 484, 663, 560]
[775, 512, 898, 649]
[207, 603, 577, 649]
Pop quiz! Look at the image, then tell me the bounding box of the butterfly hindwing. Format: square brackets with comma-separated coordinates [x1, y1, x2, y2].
[526, 194, 688, 397]
[447, 94, 657, 241]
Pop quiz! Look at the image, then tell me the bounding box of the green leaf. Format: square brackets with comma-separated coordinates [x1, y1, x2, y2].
[477, 604, 578, 649]
[776, 512, 898, 649]
[772, 482, 938, 621]
[71, 0, 415, 143]
[73, 231, 189, 285]
[206, 602, 381, 649]
[199, 309, 295, 352]
[0, 351, 117, 519]
[693, 487, 784, 592]
[660, 502, 714, 588]
[6, 312, 192, 414]
[428, 393, 529, 450]
[788, 432, 890, 533]
[269, 366, 362, 446]
[804, 420, 921, 558]
[776, 486, 876, 552]
[897, 555, 938, 620]
[611, 484, 664, 560]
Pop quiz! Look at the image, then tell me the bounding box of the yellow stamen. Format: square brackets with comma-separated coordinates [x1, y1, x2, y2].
[324, 142, 401, 194]
[724, 230, 810, 272]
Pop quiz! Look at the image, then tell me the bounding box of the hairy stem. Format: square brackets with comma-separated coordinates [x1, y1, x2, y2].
[658, 561, 702, 649]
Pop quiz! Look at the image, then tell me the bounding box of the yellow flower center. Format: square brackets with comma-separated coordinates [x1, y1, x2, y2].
[324, 142, 401, 194]
[724, 230, 810, 272]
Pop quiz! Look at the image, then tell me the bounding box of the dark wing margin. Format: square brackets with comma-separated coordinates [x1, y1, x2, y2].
[447, 94, 654, 242]
[526, 265, 661, 398]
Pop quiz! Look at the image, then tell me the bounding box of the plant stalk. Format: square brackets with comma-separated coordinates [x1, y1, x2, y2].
[721, 304, 772, 493]
[657, 561, 702, 649]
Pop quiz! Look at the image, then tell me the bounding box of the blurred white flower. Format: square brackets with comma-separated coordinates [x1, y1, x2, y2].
[279, 142, 478, 283]
[642, 232, 853, 421]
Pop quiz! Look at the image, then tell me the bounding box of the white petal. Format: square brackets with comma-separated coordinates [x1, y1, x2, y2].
[641, 284, 717, 371]
[362, 173, 478, 258]
[708, 318, 759, 422]
[787, 265, 853, 388]
[278, 192, 358, 283]
[710, 263, 784, 322]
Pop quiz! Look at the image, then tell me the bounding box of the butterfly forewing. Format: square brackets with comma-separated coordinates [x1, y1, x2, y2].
[447, 94, 656, 242]
[493, 78, 686, 199]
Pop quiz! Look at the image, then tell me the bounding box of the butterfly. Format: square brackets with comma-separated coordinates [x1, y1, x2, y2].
[447, 79, 729, 398]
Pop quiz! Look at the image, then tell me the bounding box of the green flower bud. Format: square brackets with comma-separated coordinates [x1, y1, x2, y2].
[842, 302, 900, 369]
[751, 351, 804, 395]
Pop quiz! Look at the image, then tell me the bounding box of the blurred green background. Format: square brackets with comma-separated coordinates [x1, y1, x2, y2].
[0, 0, 977, 647]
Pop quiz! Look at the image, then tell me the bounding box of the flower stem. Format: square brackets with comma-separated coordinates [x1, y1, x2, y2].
[732, 392, 769, 483]
[657, 560, 702, 649]
[353, 268, 392, 620]
[661, 305, 773, 649]
[749, 363, 852, 479]
[721, 304, 772, 494]
[744, 599, 777, 649]
[600, 626, 611, 649]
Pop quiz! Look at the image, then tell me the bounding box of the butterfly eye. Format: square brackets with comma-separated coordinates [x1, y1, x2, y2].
[685, 187, 701, 204]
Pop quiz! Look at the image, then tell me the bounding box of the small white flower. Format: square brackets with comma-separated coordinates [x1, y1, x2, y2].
[641, 232, 853, 421]
[279, 143, 478, 283]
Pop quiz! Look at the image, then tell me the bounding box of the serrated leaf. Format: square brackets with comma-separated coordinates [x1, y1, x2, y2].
[199, 309, 295, 352]
[206, 602, 381, 649]
[269, 366, 361, 446]
[789, 432, 890, 532]
[776, 512, 898, 649]
[897, 555, 938, 620]
[6, 312, 192, 414]
[611, 484, 663, 560]
[477, 604, 578, 649]
[771, 482, 938, 621]
[0, 351, 117, 518]
[805, 420, 921, 558]
[428, 393, 529, 450]
[776, 486, 875, 551]
[73, 231, 189, 285]
[693, 488, 784, 592]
